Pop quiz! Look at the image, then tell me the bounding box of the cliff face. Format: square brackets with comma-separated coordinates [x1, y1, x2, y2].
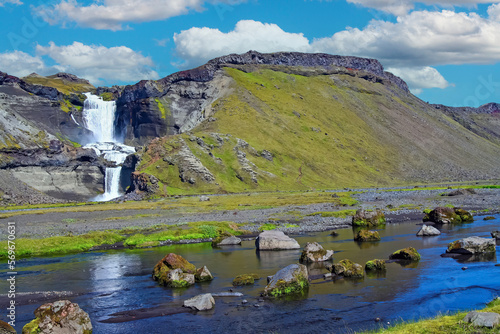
[116, 51, 410, 145]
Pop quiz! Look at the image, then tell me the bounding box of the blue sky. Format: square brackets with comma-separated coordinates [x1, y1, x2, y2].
[0, 0, 499, 107]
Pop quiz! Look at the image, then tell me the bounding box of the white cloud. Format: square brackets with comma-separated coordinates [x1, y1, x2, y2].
[173, 20, 311, 68]
[344, 0, 500, 16]
[310, 9, 500, 67]
[0, 0, 23, 6]
[386, 66, 450, 93]
[488, 3, 500, 21]
[0, 51, 62, 77]
[37, 0, 245, 31]
[35, 42, 159, 85]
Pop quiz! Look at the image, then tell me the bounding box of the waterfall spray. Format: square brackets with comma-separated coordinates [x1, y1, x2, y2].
[82, 93, 135, 201]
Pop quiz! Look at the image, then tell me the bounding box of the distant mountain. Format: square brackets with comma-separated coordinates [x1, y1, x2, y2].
[0, 51, 500, 202]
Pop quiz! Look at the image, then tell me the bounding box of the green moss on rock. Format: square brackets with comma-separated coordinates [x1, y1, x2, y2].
[365, 259, 386, 271]
[389, 247, 421, 261]
[332, 259, 364, 278]
[352, 209, 386, 227]
[423, 207, 473, 224]
[233, 273, 260, 286]
[354, 229, 381, 242]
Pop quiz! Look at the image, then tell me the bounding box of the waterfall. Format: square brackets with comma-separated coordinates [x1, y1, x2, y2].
[82, 93, 135, 201]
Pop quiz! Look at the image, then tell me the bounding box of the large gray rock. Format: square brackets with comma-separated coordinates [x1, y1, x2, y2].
[183, 293, 215, 311]
[423, 207, 473, 224]
[22, 300, 92, 334]
[464, 311, 500, 328]
[416, 225, 441, 236]
[217, 235, 242, 246]
[299, 242, 334, 262]
[263, 264, 309, 297]
[256, 230, 300, 250]
[195, 266, 214, 282]
[446, 236, 496, 254]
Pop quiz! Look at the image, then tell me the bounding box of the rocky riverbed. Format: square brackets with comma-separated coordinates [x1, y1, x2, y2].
[2, 186, 499, 240]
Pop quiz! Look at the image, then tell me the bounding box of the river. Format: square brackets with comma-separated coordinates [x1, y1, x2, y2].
[2, 216, 499, 333]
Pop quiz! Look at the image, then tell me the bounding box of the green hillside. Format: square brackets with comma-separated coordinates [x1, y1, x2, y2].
[134, 65, 500, 196]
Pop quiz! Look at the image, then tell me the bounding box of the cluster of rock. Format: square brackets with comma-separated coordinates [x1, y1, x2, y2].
[446, 236, 496, 255]
[152, 253, 213, 287]
[423, 207, 473, 224]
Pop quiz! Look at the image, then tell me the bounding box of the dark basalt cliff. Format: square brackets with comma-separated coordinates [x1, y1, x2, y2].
[115, 51, 410, 145]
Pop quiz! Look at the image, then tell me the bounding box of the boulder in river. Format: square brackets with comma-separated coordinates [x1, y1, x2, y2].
[195, 266, 214, 282]
[491, 231, 500, 239]
[464, 311, 500, 328]
[365, 259, 386, 271]
[255, 230, 300, 250]
[354, 230, 381, 242]
[152, 253, 197, 287]
[22, 300, 92, 334]
[212, 234, 242, 247]
[0, 320, 15, 334]
[416, 225, 441, 236]
[446, 236, 496, 255]
[263, 264, 309, 297]
[389, 247, 421, 261]
[423, 207, 473, 224]
[183, 293, 215, 311]
[352, 209, 386, 227]
[299, 242, 334, 262]
[332, 259, 364, 278]
[233, 273, 260, 286]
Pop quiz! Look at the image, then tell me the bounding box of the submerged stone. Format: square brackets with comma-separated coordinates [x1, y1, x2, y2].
[365, 259, 386, 271]
[416, 224, 441, 236]
[263, 264, 309, 297]
[195, 266, 214, 282]
[183, 293, 215, 311]
[233, 273, 260, 286]
[354, 230, 381, 242]
[212, 234, 242, 247]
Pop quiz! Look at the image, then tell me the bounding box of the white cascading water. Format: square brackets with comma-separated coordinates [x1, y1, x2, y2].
[81, 93, 135, 201]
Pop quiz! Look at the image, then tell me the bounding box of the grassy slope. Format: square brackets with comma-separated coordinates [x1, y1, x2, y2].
[135, 66, 500, 195]
[23, 75, 95, 95]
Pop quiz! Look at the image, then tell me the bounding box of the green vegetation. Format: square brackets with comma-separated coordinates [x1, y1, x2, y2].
[155, 98, 166, 119]
[233, 273, 260, 286]
[259, 223, 277, 231]
[100, 92, 114, 101]
[365, 259, 386, 271]
[23, 75, 95, 95]
[285, 223, 300, 228]
[389, 247, 421, 262]
[367, 297, 500, 333]
[268, 277, 309, 297]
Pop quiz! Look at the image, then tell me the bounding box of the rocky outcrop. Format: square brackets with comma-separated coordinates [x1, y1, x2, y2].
[352, 209, 386, 227]
[22, 300, 92, 334]
[446, 236, 496, 254]
[263, 264, 309, 297]
[389, 247, 421, 261]
[423, 207, 473, 224]
[416, 225, 441, 236]
[183, 294, 215, 311]
[255, 230, 300, 250]
[464, 311, 500, 328]
[442, 188, 477, 196]
[127, 172, 160, 196]
[332, 259, 364, 278]
[299, 242, 334, 262]
[354, 230, 381, 242]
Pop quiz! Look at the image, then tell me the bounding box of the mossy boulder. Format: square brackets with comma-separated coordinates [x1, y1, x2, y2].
[212, 233, 241, 247]
[22, 300, 92, 334]
[389, 247, 421, 261]
[423, 207, 473, 224]
[484, 216, 496, 221]
[354, 230, 381, 242]
[299, 242, 334, 263]
[152, 253, 197, 287]
[0, 320, 16, 334]
[365, 259, 386, 271]
[195, 266, 214, 282]
[263, 264, 309, 297]
[446, 236, 496, 254]
[233, 273, 260, 286]
[332, 259, 364, 278]
[352, 209, 386, 227]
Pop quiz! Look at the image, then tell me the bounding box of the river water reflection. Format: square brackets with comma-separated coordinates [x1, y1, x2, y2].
[2, 216, 499, 333]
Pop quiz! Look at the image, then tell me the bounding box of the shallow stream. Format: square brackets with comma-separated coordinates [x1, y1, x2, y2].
[2, 216, 499, 333]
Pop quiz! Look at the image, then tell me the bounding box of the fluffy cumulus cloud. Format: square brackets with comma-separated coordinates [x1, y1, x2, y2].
[0, 51, 62, 77]
[386, 66, 450, 94]
[36, 42, 159, 84]
[37, 0, 245, 31]
[345, 0, 500, 16]
[488, 3, 500, 21]
[0, 0, 23, 6]
[173, 20, 311, 68]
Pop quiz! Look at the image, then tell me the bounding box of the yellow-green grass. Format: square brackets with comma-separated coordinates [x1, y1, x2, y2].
[0, 221, 245, 258]
[23, 76, 95, 95]
[0, 190, 357, 219]
[366, 298, 500, 334]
